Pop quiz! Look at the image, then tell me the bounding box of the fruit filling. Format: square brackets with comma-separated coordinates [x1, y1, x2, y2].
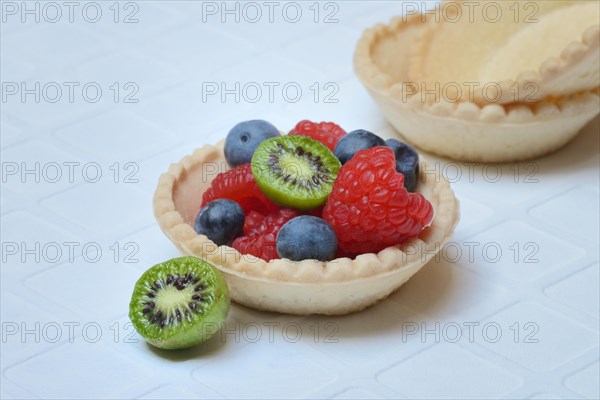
[232, 208, 298, 262]
[323, 146, 433, 254]
[201, 164, 277, 214]
[289, 120, 346, 151]
[251, 135, 340, 210]
[273, 148, 328, 190]
[193, 119, 433, 262]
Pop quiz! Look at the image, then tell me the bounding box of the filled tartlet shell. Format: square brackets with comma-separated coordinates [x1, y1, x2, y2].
[153, 141, 459, 315]
[354, 14, 600, 162]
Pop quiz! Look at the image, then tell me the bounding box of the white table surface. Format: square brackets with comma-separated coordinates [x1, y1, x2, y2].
[1, 1, 599, 399]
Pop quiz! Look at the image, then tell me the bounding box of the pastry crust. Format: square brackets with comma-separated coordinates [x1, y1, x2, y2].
[354, 12, 600, 162]
[153, 141, 459, 315]
[409, 1, 600, 105]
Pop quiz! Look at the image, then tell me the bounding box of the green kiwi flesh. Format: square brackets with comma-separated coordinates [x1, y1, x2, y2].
[251, 136, 341, 210]
[129, 256, 230, 350]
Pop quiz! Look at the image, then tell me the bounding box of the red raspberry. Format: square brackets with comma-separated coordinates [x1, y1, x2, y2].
[303, 205, 324, 218]
[232, 208, 298, 261]
[201, 164, 277, 214]
[323, 146, 433, 254]
[334, 247, 355, 259]
[289, 120, 346, 151]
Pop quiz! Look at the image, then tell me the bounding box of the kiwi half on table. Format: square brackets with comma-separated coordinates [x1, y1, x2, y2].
[129, 256, 229, 350]
[251, 136, 341, 210]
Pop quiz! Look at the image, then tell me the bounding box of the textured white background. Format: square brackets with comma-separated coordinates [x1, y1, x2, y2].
[1, 1, 599, 399]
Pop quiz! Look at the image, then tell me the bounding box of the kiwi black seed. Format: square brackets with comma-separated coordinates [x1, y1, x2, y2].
[251, 136, 341, 210]
[129, 256, 229, 350]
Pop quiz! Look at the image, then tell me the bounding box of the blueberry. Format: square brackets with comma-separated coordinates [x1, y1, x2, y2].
[224, 120, 280, 167]
[276, 216, 338, 262]
[333, 129, 385, 164]
[385, 139, 420, 192]
[194, 199, 245, 246]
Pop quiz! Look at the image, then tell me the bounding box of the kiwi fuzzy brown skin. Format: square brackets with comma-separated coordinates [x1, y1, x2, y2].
[129, 256, 229, 350]
[251, 136, 341, 211]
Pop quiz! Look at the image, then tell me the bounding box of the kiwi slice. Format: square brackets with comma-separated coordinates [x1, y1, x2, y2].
[129, 256, 229, 350]
[251, 136, 341, 210]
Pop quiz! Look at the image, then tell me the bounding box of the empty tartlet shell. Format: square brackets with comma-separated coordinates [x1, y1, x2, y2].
[354, 14, 600, 162]
[409, 1, 600, 105]
[153, 141, 459, 315]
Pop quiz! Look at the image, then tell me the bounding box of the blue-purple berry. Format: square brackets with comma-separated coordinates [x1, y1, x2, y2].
[276, 216, 338, 261]
[224, 120, 280, 167]
[333, 129, 385, 164]
[194, 199, 244, 246]
[385, 138, 419, 192]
